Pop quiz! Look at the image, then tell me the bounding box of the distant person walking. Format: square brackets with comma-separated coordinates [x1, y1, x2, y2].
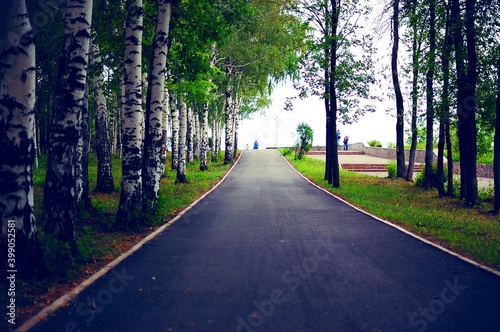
[343, 136, 349, 151]
[337, 130, 341, 146]
[253, 140, 259, 150]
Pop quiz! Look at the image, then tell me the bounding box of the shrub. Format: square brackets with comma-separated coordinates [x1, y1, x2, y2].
[386, 160, 397, 179]
[367, 139, 382, 147]
[415, 163, 448, 188]
[294, 122, 314, 160]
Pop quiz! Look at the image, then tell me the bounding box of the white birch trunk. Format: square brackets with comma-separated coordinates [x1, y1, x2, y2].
[200, 102, 209, 171]
[194, 110, 200, 159]
[143, 0, 171, 206]
[160, 89, 169, 177]
[224, 85, 235, 164]
[177, 97, 187, 183]
[117, 0, 144, 228]
[187, 106, 194, 163]
[170, 95, 179, 170]
[0, 0, 42, 277]
[90, 40, 114, 193]
[43, 0, 93, 250]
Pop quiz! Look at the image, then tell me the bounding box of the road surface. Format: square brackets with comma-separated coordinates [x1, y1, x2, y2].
[29, 150, 500, 331]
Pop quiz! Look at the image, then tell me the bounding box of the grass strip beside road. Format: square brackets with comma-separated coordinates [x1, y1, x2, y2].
[282, 152, 500, 271]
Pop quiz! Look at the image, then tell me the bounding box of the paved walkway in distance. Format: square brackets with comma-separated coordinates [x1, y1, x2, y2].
[28, 150, 499, 332]
[308, 153, 494, 188]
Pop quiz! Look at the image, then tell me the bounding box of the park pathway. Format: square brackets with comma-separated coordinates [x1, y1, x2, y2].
[29, 150, 499, 331]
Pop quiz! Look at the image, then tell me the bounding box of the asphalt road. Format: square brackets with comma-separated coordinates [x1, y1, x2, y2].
[30, 150, 500, 332]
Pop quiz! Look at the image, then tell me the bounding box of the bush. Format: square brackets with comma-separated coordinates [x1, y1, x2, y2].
[294, 122, 314, 160]
[367, 139, 382, 147]
[386, 160, 397, 179]
[415, 163, 448, 188]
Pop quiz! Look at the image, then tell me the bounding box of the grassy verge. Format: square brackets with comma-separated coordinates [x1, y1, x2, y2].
[281, 152, 500, 271]
[2, 152, 235, 331]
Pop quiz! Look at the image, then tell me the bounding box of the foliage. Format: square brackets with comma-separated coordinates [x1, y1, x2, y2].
[415, 164, 448, 189]
[367, 139, 382, 147]
[386, 160, 397, 179]
[294, 122, 314, 160]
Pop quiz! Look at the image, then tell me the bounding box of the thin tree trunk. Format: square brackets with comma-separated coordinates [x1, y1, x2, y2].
[90, 40, 115, 193]
[211, 119, 219, 162]
[328, 0, 340, 187]
[177, 97, 187, 183]
[0, 0, 45, 278]
[171, 94, 179, 170]
[143, 0, 171, 207]
[493, 57, 500, 213]
[423, 0, 436, 189]
[438, 5, 453, 197]
[77, 83, 93, 211]
[117, 0, 144, 228]
[392, 0, 406, 177]
[194, 109, 200, 159]
[43, 0, 93, 251]
[406, 4, 420, 182]
[160, 89, 169, 177]
[224, 76, 235, 165]
[187, 106, 194, 163]
[200, 102, 209, 171]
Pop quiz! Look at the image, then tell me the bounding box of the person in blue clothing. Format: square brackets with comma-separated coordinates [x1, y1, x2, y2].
[253, 140, 259, 149]
[337, 130, 341, 146]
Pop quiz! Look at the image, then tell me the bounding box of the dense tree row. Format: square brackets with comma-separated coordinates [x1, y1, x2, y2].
[0, 0, 305, 277]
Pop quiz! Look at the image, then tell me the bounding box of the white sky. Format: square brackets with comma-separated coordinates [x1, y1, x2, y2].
[238, 81, 397, 149]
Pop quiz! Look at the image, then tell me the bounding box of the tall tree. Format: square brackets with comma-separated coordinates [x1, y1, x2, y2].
[117, 0, 144, 228]
[450, 0, 478, 206]
[43, 0, 93, 251]
[90, 39, 115, 194]
[423, 0, 437, 189]
[143, 0, 172, 209]
[392, 0, 406, 177]
[176, 96, 188, 183]
[0, 0, 44, 278]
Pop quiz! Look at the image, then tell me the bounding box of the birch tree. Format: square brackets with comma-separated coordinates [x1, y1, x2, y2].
[200, 101, 210, 170]
[0, 0, 44, 277]
[117, 0, 144, 228]
[43, 0, 93, 251]
[170, 94, 179, 170]
[143, 0, 172, 208]
[177, 97, 188, 183]
[90, 40, 115, 193]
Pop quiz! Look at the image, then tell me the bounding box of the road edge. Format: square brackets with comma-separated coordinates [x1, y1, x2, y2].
[15, 152, 244, 332]
[278, 150, 500, 278]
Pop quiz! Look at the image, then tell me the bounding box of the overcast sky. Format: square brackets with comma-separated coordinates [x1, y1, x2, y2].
[238, 81, 398, 149]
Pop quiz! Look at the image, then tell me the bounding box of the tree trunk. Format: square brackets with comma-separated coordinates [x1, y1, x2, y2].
[187, 106, 194, 163]
[194, 109, 200, 159]
[177, 97, 188, 183]
[423, 0, 436, 190]
[0, 0, 45, 278]
[211, 119, 220, 162]
[160, 89, 169, 177]
[437, 5, 452, 197]
[200, 102, 209, 171]
[392, 0, 406, 177]
[406, 3, 419, 182]
[117, 0, 144, 228]
[327, 0, 340, 187]
[43, 0, 93, 251]
[170, 94, 179, 170]
[143, 0, 171, 208]
[451, 0, 477, 206]
[224, 75, 235, 164]
[77, 83, 93, 211]
[494, 56, 500, 213]
[90, 40, 115, 193]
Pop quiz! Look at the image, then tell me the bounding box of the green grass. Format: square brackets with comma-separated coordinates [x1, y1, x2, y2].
[281, 151, 500, 270]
